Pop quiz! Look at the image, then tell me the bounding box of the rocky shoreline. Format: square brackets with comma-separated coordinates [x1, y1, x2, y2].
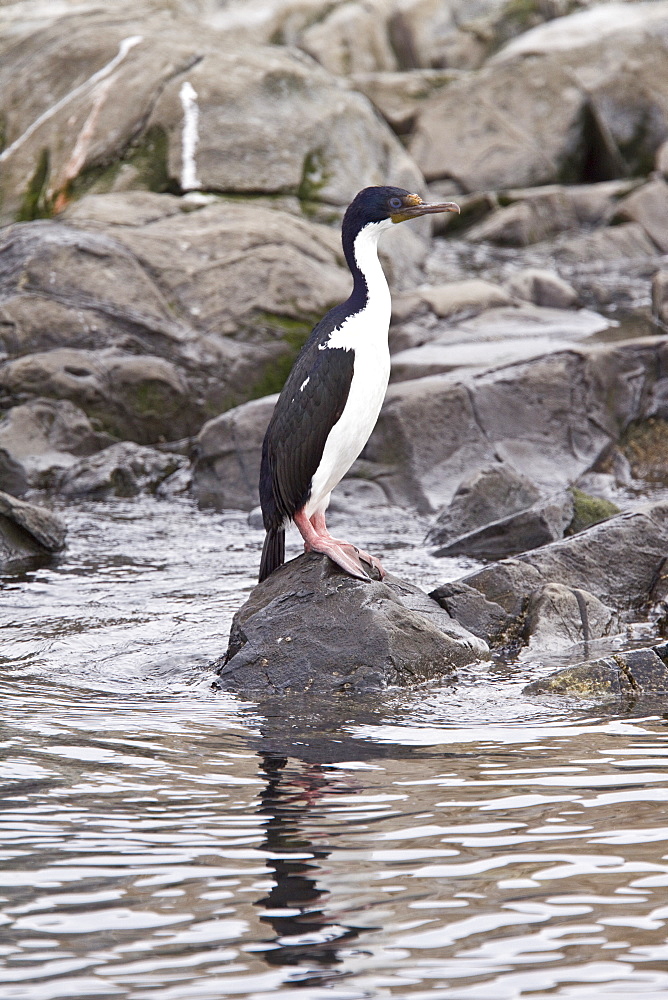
[2, 0, 668, 701]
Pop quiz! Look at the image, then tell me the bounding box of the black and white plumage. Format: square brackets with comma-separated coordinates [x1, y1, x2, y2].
[259, 186, 460, 583]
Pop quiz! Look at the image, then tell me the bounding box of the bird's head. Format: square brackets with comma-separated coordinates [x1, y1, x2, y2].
[343, 186, 460, 232]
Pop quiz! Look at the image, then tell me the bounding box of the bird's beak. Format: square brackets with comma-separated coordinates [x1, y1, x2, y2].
[391, 197, 460, 224]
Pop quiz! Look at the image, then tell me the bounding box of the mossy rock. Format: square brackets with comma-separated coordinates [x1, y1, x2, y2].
[566, 487, 620, 535]
[620, 418, 668, 484]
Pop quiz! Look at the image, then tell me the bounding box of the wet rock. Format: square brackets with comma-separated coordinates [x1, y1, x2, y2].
[215, 552, 489, 695]
[427, 464, 541, 546]
[192, 395, 278, 511]
[522, 583, 620, 655]
[0, 489, 66, 568]
[55, 441, 186, 498]
[615, 178, 668, 253]
[432, 491, 574, 561]
[0, 398, 114, 489]
[505, 269, 578, 309]
[0, 449, 28, 497]
[524, 645, 668, 700]
[431, 500, 668, 644]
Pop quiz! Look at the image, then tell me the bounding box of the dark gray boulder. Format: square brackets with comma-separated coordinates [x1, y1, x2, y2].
[55, 442, 186, 498]
[0, 490, 66, 569]
[524, 644, 668, 700]
[431, 500, 668, 645]
[216, 553, 489, 695]
[431, 491, 573, 560]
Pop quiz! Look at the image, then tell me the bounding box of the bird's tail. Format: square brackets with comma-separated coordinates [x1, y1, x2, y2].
[259, 526, 285, 583]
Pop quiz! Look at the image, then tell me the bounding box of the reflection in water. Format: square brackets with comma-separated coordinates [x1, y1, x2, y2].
[254, 753, 360, 983]
[2, 499, 668, 999]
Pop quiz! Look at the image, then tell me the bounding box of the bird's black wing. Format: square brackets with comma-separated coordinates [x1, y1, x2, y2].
[261, 339, 355, 524]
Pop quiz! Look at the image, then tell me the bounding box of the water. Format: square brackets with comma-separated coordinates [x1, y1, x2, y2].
[2, 497, 668, 999]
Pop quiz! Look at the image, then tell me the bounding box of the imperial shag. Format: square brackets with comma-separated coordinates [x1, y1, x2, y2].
[259, 186, 460, 583]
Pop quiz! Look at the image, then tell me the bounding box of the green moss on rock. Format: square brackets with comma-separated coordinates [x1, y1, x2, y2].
[298, 149, 330, 212]
[245, 313, 314, 399]
[566, 487, 620, 535]
[17, 149, 52, 221]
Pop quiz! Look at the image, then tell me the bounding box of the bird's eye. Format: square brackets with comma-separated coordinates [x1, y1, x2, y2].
[389, 197, 403, 210]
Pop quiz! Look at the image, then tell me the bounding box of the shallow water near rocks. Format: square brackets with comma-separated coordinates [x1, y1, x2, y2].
[2, 497, 668, 1000]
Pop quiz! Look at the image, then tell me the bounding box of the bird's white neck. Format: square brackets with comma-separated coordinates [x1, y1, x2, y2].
[351, 219, 392, 319]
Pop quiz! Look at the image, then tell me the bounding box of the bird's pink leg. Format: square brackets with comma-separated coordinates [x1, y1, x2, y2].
[294, 509, 372, 581]
[309, 510, 385, 580]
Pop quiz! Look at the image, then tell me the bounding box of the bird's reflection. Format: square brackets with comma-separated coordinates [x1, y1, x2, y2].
[252, 751, 360, 980]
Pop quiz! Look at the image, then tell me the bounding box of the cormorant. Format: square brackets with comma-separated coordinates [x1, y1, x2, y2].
[259, 185, 460, 583]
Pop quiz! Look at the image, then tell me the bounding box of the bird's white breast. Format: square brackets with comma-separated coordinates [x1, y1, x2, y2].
[306, 221, 392, 516]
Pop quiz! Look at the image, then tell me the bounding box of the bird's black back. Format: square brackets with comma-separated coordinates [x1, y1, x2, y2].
[259, 306, 356, 530]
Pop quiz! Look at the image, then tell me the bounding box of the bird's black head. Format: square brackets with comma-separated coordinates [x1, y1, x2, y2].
[342, 186, 460, 240]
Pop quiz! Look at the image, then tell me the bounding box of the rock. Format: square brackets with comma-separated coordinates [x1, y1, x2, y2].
[505, 269, 578, 309]
[567, 487, 620, 534]
[0, 197, 358, 440]
[0, 346, 194, 445]
[466, 192, 579, 246]
[350, 68, 457, 133]
[0, 449, 28, 497]
[657, 139, 668, 176]
[524, 644, 668, 700]
[0, 489, 66, 568]
[420, 279, 513, 318]
[615, 178, 668, 253]
[431, 500, 668, 644]
[522, 583, 620, 655]
[388, 0, 547, 72]
[390, 304, 613, 382]
[427, 464, 541, 546]
[54, 441, 186, 498]
[0, 398, 114, 489]
[215, 552, 489, 695]
[410, 3, 668, 191]
[652, 270, 668, 326]
[495, 2, 668, 61]
[410, 56, 583, 191]
[192, 395, 278, 511]
[555, 223, 658, 263]
[0, 10, 422, 222]
[299, 1, 397, 76]
[431, 491, 574, 561]
[455, 180, 636, 242]
[375, 337, 664, 514]
[619, 418, 668, 485]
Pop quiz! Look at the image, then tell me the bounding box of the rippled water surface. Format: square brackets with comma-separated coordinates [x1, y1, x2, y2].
[2, 498, 668, 999]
